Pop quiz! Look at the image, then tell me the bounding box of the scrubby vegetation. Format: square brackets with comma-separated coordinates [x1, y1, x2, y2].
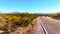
[38, 13, 60, 18]
[47, 13, 60, 18]
[0, 13, 38, 34]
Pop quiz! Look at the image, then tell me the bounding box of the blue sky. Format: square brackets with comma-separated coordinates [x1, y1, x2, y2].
[0, 0, 60, 13]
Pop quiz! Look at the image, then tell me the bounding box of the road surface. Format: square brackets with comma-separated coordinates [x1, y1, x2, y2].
[40, 16, 60, 34]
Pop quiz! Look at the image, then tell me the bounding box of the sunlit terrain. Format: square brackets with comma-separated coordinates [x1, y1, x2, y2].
[0, 0, 60, 34]
[0, 13, 60, 34]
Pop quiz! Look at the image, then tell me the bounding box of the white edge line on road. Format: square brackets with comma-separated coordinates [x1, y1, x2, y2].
[40, 18, 48, 34]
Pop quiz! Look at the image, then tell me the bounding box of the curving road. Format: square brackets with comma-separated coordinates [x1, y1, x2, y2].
[40, 16, 60, 34]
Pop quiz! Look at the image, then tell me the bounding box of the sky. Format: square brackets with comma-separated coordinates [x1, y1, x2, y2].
[0, 0, 60, 13]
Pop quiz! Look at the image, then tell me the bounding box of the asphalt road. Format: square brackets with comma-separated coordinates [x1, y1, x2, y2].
[40, 16, 60, 34]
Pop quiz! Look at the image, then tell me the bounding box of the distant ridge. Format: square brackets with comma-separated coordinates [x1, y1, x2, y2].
[0, 11, 60, 14]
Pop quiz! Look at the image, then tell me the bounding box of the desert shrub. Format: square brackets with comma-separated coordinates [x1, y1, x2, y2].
[0, 13, 38, 32]
[0, 25, 3, 30]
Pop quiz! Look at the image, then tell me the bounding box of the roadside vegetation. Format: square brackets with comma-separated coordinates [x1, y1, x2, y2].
[0, 13, 38, 34]
[47, 13, 60, 18]
[37, 13, 60, 19]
